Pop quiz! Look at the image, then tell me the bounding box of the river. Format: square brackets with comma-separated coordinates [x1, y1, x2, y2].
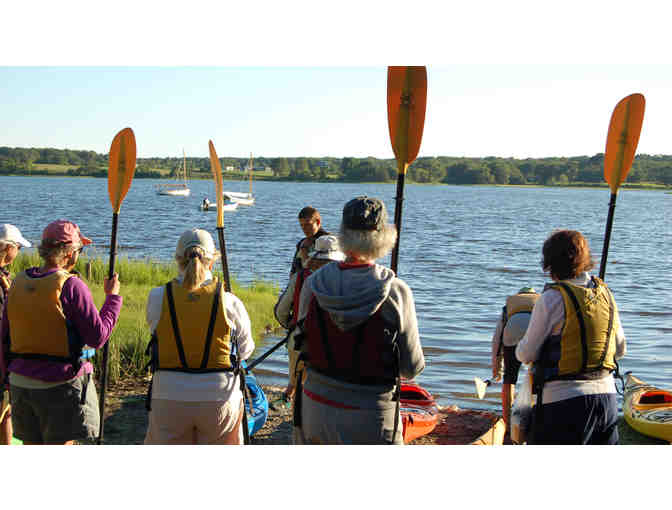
[2, 175, 670, 412]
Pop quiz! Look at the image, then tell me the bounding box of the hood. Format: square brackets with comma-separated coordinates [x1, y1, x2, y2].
[307, 262, 396, 331]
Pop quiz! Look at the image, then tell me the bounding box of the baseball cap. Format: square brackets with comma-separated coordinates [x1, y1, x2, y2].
[176, 228, 216, 258]
[342, 196, 385, 231]
[0, 224, 31, 248]
[309, 235, 346, 262]
[42, 220, 91, 246]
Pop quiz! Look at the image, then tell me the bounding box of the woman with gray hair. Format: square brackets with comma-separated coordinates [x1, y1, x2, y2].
[293, 196, 425, 444]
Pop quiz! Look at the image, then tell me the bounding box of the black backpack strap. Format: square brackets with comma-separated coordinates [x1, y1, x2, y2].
[200, 280, 222, 369]
[351, 322, 367, 383]
[165, 281, 188, 369]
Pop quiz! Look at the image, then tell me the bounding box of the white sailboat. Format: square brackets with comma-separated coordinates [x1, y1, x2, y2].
[157, 149, 191, 196]
[223, 153, 255, 205]
[198, 200, 239, 212]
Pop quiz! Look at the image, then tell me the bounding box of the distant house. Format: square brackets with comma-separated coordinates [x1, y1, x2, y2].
[225, 166, 235, 172]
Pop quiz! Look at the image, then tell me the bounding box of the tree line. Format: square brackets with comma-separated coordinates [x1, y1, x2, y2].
[1, 146, 671, 186]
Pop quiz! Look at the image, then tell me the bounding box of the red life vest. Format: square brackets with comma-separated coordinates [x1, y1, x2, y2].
[302, 296, 398, 385]
[290, 268, 311, 328]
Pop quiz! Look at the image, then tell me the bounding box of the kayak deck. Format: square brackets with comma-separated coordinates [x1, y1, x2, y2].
[624, 373, 672, 442]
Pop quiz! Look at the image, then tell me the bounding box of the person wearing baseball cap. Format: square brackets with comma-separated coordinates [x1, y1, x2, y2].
[0, 219, 121, 445]
[144, 228, 255, 444]
[274, 235, 345, 403]
[0, 223, 31, 445]
[292, 196, 425, 445]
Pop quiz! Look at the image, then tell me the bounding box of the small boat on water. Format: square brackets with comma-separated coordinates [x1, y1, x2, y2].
[223, 153, 255, 206]
[624, 373, 672, 442]
[157, 149, 191, 197]
[400, 380, 440, 443]
[198, 201, 239, 212]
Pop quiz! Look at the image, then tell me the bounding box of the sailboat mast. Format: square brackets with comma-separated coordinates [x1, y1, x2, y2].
[249, 152, 253, 195]
[183, 149, 187, 186]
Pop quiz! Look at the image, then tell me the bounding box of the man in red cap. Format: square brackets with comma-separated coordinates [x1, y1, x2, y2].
[0, 219, 122, 445]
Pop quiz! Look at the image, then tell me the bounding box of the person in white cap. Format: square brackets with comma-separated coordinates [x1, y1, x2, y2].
[144, 228, 255, 444]
[0, 224, 31, 445]
[274, 235, 345, 401]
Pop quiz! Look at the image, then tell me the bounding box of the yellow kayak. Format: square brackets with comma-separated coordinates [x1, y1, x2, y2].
[623, 373, 672, 442]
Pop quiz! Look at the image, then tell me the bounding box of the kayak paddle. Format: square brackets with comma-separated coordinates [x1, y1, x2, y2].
[599, 93, 645, 280]
[387, 66, 427, 274]
[208, 140, 249, 444]
[474, 377, 496, 400]
[246, 330, 292, 371]
[98, 127, 137, 444]
[207, 140, 232, 292]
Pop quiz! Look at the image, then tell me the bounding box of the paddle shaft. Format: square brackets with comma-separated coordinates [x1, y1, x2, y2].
[390, 165, 408, 274]
[97, 212, 119, 444]
[599, 193, 617, 280]
[216, 227, 231, 292]
[246, 334, 290, 371]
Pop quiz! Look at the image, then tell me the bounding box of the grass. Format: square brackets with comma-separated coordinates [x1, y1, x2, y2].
[9, 252, 280, 384]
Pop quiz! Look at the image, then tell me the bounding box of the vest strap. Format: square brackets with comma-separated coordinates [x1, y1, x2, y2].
[200, 280, 222, 369]
[165, 282, 189, 369]
[315, 303, 335, 370]
[598, 282, 615, 366]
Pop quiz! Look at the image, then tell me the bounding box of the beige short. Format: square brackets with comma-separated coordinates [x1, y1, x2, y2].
[144, 397, 244, 445]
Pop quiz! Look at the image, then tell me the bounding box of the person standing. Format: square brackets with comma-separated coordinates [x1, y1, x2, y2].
[274, 235, 345, 401]
[0, 224, 32, 445]
[516, 230, 626, 445]
[0, 220, 121, 445]
[144, 228, 254, 444]
[491, 287, 539, 434]
[293, 196, 425, 445]
[290, 206, 330, 276]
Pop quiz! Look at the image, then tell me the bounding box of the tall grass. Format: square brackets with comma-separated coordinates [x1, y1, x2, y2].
[9, 252, 280, 384]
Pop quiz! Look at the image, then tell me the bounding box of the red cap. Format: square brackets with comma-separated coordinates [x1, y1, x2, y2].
[42, 220, 92, 246]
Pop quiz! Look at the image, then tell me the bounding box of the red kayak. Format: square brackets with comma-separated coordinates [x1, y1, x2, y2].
[400, 380, 439, 443]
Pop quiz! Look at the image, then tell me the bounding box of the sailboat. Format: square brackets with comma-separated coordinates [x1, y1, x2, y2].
[157, 149, 191, 196]
[223, 153, 255, 206]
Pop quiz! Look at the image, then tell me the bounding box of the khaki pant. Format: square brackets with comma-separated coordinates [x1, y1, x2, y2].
[144, 397, 244, 445]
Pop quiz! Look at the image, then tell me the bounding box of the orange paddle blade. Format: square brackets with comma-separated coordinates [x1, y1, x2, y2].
[387, 66, 427, 173]
[604, 93, 645, 193]
[208, 140, 225, 227]
[107, 127, 137, 213]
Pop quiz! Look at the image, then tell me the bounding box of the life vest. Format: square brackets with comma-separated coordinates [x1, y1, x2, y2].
[501, 291, 539, 346]
[7, 270, 85, 366]
[150, 279, 235, 372]
[534, 277, 617, 382]
[302, 296, 398, 385]
[290, 268, 312, 328]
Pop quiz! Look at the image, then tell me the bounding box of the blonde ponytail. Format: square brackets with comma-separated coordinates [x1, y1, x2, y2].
[178, 246, 207, 291]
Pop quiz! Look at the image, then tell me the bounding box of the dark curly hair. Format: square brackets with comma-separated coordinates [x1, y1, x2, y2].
[541, 230, 595, 280]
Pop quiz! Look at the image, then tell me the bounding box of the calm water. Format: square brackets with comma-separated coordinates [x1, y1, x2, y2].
[2, 175, 670, 412]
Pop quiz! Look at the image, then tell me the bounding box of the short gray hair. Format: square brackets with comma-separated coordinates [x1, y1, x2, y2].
[339, 223, 397, 261]
[37, 242, 79, 263]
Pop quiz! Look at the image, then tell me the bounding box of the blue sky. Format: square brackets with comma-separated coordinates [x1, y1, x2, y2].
[2, 3, 671, 160]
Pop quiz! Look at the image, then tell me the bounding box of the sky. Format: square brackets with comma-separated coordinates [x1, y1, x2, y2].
[2, 2, 672, 162]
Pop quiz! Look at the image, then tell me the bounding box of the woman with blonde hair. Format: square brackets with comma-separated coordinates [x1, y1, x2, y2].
[144, 228, 254, 444]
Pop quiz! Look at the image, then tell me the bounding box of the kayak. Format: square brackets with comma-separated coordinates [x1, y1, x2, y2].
[242, 361, 269, 437]
[470, 416, 505, 445]
[623, 373, 672, 442]
[400, 380, 439, 443]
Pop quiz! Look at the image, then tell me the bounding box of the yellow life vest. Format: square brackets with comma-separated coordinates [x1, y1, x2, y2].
[505, 291, 539, 319]
[535, 277, 617, 382]
[153, 279, 234, 372]
[7, 270, 81, 363]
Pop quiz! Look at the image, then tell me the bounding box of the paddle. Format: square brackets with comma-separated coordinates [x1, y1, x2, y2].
[599, 93, 645, 280]
[208, 140, 250, 444]
[387, 66, 427, 274]
[246, 331, 292, 371]
[474, 377, 495, 400]
[98, 127, 137, 444]
[208, 141, 232, 292]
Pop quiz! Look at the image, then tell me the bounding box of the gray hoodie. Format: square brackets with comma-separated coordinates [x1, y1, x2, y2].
[296, 262, 425, 380]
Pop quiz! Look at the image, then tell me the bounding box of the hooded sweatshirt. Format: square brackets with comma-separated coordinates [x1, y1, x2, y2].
[297, 262, 425, 382]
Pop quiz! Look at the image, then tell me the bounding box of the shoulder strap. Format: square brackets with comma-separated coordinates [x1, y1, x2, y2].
[556, 282, 588, 373]
[314, 301, 335, 370]
[165, 281, 188, 369]
[598, 285, 616, 366]
[200, 280, 222, 369]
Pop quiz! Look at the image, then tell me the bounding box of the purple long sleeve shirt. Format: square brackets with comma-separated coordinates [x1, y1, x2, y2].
[0, 267, 123, 384]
